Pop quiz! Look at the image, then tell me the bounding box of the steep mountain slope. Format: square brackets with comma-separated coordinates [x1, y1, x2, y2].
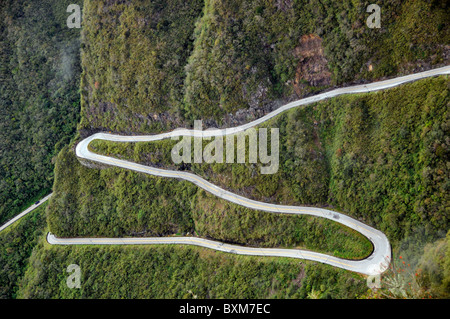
[49, 76, 449, 246]
[0, 0, 82, 224]
[78, 0, 449, 133]
[5, 0, 449, 299]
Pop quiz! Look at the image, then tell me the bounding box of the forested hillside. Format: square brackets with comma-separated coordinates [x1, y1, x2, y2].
[78, 0, 449, 133]
[2, 0, 449, 299]
[54, 76, 449, 246]
[45, 74, 450, 298]
[48, 143, 373, 260]
[0, 0, 82, 225]
[17, 237, 368, 299]
[78, 0, 204, 133]
[42, 0, 449, 299]
[5, 208, 448, 299]
[0, 203, 46, 299]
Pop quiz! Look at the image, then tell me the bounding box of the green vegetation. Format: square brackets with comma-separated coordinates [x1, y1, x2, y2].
[8, 216, 448, 299]
[2, 0, 449, 299]
[48, 145, 197, 238]
[0, 203, 47, 299]
[78, 0, 204, 133]
[184, 0, 449, 121]
[88, 76, 449, 245]
[0, 0, 82, 225]
[18, 239, 367, 299]
[363, 230, 450, 299]
[416, 231, 450, 298]
[320, 76, 449, 242]
[48, 143, 371, 260]
[79, 0, 449, 131]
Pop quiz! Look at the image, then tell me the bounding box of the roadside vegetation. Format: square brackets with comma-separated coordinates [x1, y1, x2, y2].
[363, 230, 450, 299]
[2, 0, 449, 299]
[88, 76, 449, 245]
[79, 0, 449, 132]
[0, 0, 82, 225]
[18, 237, 368, 299]
[48, 143, 372, 260]
[78, 0, 204, 133]
[0, 203, 47, 299]
[3, 209, 447, 299]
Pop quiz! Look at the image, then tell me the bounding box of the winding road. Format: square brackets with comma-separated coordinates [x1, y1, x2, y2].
[44, 66, 449, 275]
[0, 194, 52, 233]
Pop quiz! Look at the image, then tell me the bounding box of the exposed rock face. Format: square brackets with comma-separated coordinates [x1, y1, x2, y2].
[293, 34, 331, 97]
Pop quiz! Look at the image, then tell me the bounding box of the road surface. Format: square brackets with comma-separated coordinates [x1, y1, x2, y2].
[49, 66, 450, 276]
[0, 193, 52, 232]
